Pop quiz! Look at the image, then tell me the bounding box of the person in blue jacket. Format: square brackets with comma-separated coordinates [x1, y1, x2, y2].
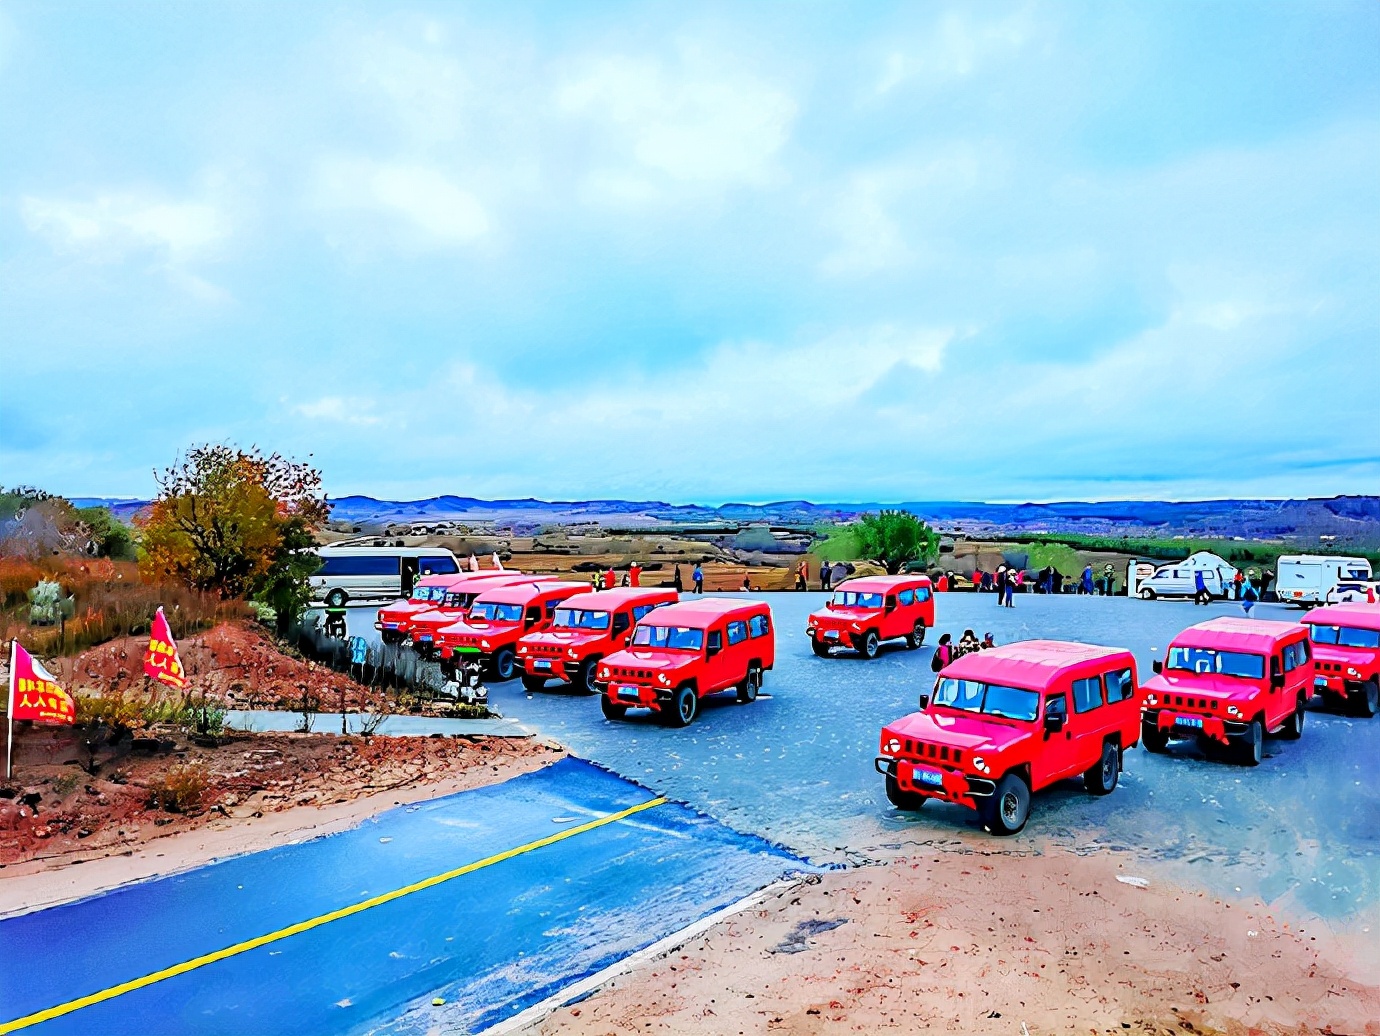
[1194, 569, 1210, 606]
[1081, 565, 1094, 595]
[692, 564, 704, 594]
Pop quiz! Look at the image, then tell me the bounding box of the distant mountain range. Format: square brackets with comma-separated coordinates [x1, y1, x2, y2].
[70, 494, 1380, 548]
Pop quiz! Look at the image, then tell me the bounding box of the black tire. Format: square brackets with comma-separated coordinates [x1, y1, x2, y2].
[1083, 741, 1120, 795]
[1141, 720, 1169, 753]
[1139, 588, 1156, 601]
[666, 684, 697, 728]
[858, 631, 880, 659]
[600, 695, 626, 721]
[1353, 678, 1380, 719]
[576, 656, 600, 695]
[1279, 694, 1306, 740]
[491, 647, 517, 681]
[884, 771, 926, 811]
[520, 673, 547, 693]
[325, 588, 348, 608]
[811, 638, 832, 658]
[980, 774, 1031, 836]
[1320, 690, 1347, 713]
[737, 665, 762, 704]
[907, 622, 926, 649]
[1234, 716, 1263, 766]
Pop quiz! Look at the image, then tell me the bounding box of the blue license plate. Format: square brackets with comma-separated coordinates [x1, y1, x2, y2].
[617, 685, 640, 701]
[382, 623, 397, 629]
[916, 768, 944, 788]
[418, 635, 432, 642]
[1175, 715, 1203, 728]
[534, 659, 552, 670]
[1315, 677, 1328, 688]
[825, 630, 839, 640]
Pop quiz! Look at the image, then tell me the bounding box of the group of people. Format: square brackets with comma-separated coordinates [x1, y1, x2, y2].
[592, 562, 644, 590]
[930, 628, 997, 671]
[796, 558, 852, 591]
[671, 564, 704, 594]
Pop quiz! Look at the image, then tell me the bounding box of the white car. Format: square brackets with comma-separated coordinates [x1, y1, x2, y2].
[310, 544, 461, 607]
[1136, 551, 1238, 600]
[1325, 580, 1380, 605]
[1277, 555, 1372, 606]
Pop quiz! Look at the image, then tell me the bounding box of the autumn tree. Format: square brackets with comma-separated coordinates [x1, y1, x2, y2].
[852, 510, 940, 575]
[139, 446, 330, 631]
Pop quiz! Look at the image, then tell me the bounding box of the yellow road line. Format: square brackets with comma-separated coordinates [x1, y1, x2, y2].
[0, 796, 668, 1035]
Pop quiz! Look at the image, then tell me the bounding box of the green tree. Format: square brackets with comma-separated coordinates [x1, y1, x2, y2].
[139, 445, 330, 632]
[852, 510, 940, 574]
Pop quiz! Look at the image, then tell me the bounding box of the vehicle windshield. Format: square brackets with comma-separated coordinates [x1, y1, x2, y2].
[410, 585, 442, 602]
[468, 602, 524, 622]
[631, 625, 705, 651]
[553, 608, 611, 631]
[832, 591, 883, 609]
[1166, 646, 1265, 679]
[442, 592, 472, 608]
[1309, 625, 1380, 649]
[1344, 567, 1370, 580]
[931, 679, 1040, 722]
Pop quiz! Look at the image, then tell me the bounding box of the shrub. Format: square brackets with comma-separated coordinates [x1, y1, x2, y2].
[146, 763, 208, 813]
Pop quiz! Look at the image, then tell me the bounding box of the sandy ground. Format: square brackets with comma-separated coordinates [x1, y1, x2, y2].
[531, 847, 1380, 1036]
[0, 731, 563, 914]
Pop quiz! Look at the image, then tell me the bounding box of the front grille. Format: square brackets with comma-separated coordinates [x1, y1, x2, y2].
[528, 643, 564, 657]
[1167, 695, 1218, 710]
[610, 666, 656, 679]
[901, 738, 964, 766]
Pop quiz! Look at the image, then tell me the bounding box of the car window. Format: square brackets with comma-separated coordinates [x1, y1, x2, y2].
[708, 630, 723, 652]
[748, 614, 770, 638]
[897, 589, 914, 606]
[317, 555, 399, 577]
[1071, 677, 1102, 714]
[611, 612, 630, 635]
[419, 555, 459, 575]
[1103, 667, 1134, 702]
[726, 620, 748, 646]
[1335, 626, 1380, 649]
[1295, 639, 1310, 662]
[915, 586, 932, 603]
[1284, 643, 1300, 672]
[631, 603, 659, 622]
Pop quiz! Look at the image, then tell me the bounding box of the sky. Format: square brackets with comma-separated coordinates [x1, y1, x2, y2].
[1, 1, 1378, 505]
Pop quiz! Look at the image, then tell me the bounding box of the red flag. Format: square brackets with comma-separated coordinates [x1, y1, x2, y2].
[144, 606, 188, 690]
[8, 641, 76, 725]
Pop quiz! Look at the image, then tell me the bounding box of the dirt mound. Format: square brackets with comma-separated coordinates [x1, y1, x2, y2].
[57, 620, 384, 712]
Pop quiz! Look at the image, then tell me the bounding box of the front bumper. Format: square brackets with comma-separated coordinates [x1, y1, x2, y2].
[875, 756, 996, 807]
[601, 681, 671, 711]
[1144, 708, 1247, 744]
[523, 656, 573, 680]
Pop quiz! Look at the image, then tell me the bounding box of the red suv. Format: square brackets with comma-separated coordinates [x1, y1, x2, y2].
[407, 573, 538, 657]
[807, 575, 934, 658]
[1301, 604, 1380, 716]
[436, 580, 591, 680]
[876, 641, 1140, 835]
[1141, 617, 1312, 765]
[596, 599, 775, 727]
[375, 574, 466, 645]
[517, 587, 678, 694]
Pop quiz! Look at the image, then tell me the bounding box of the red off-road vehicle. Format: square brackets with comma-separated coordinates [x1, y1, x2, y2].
[876, 641, 1140, 835]
[807, 575, 934, 658]
[435, 580, 592, 680]
[1141, 617, 1312, 765]
[596, 598, 775, 727]
[516, 587, 678, 694]
[1300, 603, 1380, 717]
[375, 574, 466, 645]
[407, 573, 537, 657]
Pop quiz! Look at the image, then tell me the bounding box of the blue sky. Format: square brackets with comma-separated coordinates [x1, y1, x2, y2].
[1, 1, 1377, 504]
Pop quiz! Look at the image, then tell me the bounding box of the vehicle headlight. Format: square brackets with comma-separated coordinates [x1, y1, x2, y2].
[883, 737, 900, 754]
[1347, 667, 1360, 677]
[567, 647, 579, 658]
[1227, 705, 1240, 716]
[518, 645, 528, 654]
[657, 673, 669, 684]
[851, 622, 861, 632]
[599, 667, 610, 679]
[480, 640, 491, 651]
[1145, 694, 1157, 706]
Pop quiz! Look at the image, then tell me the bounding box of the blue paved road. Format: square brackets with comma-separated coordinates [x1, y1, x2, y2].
[0, 760, 806, 1036]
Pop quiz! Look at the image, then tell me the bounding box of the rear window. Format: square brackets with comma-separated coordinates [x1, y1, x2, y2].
[1104, 667, 1134, 702]
[1282, 641, 1311, 671]
[316, 555, 399, 577]
[897, 589, 914, 606]
[748, 614, 770, 638]
[1311, 625, 1380, 649]
[915, 586, 932, 603]
[1071, 677, 1102, 714]
[419, 555, 458, 575]
[1166, 646, 1265, 680]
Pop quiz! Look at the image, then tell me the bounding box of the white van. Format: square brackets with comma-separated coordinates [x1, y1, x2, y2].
[311, 544, 461, 607]
[1276, 555, 1372, 606]
[1136, 551, 1239, 600]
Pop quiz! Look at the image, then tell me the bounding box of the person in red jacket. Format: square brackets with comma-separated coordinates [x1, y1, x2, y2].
[603, 567, 616, 590]
[629, 562, 642, 588]
[936, 573, 950, 592]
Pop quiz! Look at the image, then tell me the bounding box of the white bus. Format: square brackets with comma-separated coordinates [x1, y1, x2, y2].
[310, 544, 461, 607]
[1276, 554, 1371, 606]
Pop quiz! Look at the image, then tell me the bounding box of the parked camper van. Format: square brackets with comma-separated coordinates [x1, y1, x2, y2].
[310, 544, 460, 607]
[1276, 555, 1372, 607]
[1136, 551, 1238, 601]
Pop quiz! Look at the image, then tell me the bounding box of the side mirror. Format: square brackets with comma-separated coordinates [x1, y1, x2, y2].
[885, 597, 896, 613]
[918, 692, 930, 710]
[1043, 701, 1066, 734]
[1152, 660, 1163, 674]
[706, 645, 720, 659]
[825, 601, 834, 610]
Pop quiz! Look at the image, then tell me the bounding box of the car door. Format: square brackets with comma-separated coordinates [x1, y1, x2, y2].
[1033, 686, 1073, 790]
[1065, 674, 1107, 774]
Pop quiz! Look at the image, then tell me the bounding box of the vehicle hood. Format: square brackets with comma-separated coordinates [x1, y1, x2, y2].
[1311, 643, 1378, 664]
[885, 710, 1033, 754]
[522, 629, 604, 648]
[601, 649, 694, 673]
[410, 607, 462, 628]
[810, 607, 880, 624]
[439, 618, 519, 638]
[1142, 672, 1257, 700]
[378, 600, 429, 619]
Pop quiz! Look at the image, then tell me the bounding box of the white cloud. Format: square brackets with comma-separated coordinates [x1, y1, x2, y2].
[315, 158, 489, 246]
[20, 192, 228, 261]
[292, 396, 383, 426]
[875, 7, 1035, 95]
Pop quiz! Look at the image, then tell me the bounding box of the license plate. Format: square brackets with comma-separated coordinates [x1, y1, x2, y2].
[418, 634, 432, 642]
[534, 659, 552, 670]
[1174, 715, 1204, 728]
[1316, 677, 1329, 688]
[617, 685, 640, 701]
[383, 623, 397, 629]
[916, 768, 944, 788]
[825, 630, 840, 640]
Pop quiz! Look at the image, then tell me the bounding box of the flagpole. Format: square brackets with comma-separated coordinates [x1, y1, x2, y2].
[6, 639, 15, 782]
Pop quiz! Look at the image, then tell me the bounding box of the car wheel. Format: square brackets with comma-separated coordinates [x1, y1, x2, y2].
[859, 631, 880, 659]
[325, 588, 348, 608]
[1234, 716, 1263, 766]
[1140, 720, 1169, 753]
[492, 647, 516, 681]
[1354, 678, 1379, 718]
[1139, 588, 1155, 601]
[600, 695, 626, 721]
[907, 622, 926, 649]
[1280, 694, 1306, 739]
[1083, 741, 1120, 795]
[884, 770, 926, 811]
[737, 665, 762, 704]
[811, 638, 832, 658]
[577, 657, 600, 695]
[520, 673, 547, 693]
[666, 684, 697, 728]
[1320, 690, 1346, 713]
[981, 774, 1031, 836]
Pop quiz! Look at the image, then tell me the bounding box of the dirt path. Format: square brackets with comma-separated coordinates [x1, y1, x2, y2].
[530, 847, 1380, 1036]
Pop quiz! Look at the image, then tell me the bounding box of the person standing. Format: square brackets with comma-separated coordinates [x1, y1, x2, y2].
[1014, 569, 1025, 594]
[995, 565, 1007, 605]
[629, 562, 641, 588]
[692, 564, 704, 594]
[820, 561, 832, 592]
[673, 565, 684, 593]
[1003, 576, 1015, 608]
[936, 572, 949, 593]
[1194, 569, 1209, 606]
[930, 633, 952, 672]
[796, 558, 809, 592]
[1081, 565, 1094, 595]
[1241, 579, 1259, 616]
[603, 566, 616, 590]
